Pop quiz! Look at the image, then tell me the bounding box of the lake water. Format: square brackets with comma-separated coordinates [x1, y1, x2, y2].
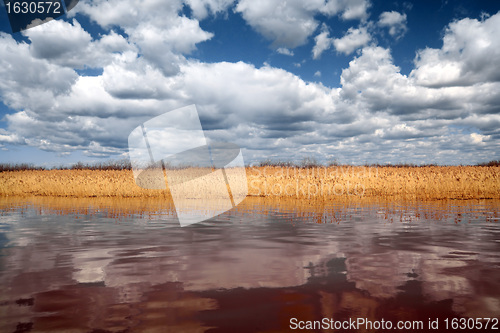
[1, 197, 499, 332]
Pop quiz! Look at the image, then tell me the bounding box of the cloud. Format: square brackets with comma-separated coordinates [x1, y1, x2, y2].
[411, 12, 500, 87]
[1, 3, 499, 165]
[73, 0, 214, 75]
[24, 19, 134, 69]
[102, 58, 180, 100]
[0, 33, 78, 112]
[312, 25, 333, 59]
[339, 45, 473, 119]
[330, 41, 500, 163]
[5, 36, 497, 164]
[71, 0, 183, 29]
[178, 61, 335, 131]
[320, 0, 371, 20]
[378, 11, 407, 39]
[376, 123, 425, 140]
[25, 19, 91, 61]
[0, 129, 22, 144]
[340, 0, 371, 21]
[132, 17, 213, 55]
[235, 0, 319, 48]
[333, 26, 371, 55]
[184, 0, 236, 19]
[0, 0, 219, 157]
[235, 0, 371, 49]
[276, 47, 294, 56]
[470, 132, 489, 144]
[0, 39, 340, 158]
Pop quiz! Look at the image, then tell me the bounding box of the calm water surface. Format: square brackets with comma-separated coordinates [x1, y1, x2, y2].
[0, 198, 499, 332]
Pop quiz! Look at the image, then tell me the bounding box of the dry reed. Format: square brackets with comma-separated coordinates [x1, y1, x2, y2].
[0, 166, 499, 200]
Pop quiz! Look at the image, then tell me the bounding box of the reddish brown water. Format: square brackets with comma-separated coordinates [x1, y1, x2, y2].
[0, 198, 499, 332]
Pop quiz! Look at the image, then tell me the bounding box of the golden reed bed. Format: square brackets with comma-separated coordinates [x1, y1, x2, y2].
[0, 166, 499, 200]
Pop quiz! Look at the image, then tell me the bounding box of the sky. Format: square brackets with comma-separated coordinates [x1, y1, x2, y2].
[0, 0, 499, 167]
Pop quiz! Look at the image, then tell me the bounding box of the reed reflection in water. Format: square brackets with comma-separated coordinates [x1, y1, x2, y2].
[0, 197, 499, 332]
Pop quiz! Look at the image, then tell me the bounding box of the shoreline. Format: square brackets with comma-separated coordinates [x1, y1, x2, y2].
[0, 166, 499, 200]
[2, 196, 499, 225]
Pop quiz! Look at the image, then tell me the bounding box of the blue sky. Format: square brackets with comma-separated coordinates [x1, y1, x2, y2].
[0, 0, 499, 166]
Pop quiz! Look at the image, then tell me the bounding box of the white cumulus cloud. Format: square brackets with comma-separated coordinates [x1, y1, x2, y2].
[312, 25, 333, 59]
[276, 47, 294, 56]
[235, 0, 371, 49]
[333, 26, 371, 55]
[184, 0, 236, 19]
[378, 11, 407, 39]
[411, 12, 500, 87]
[0, 3, 499, 165]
